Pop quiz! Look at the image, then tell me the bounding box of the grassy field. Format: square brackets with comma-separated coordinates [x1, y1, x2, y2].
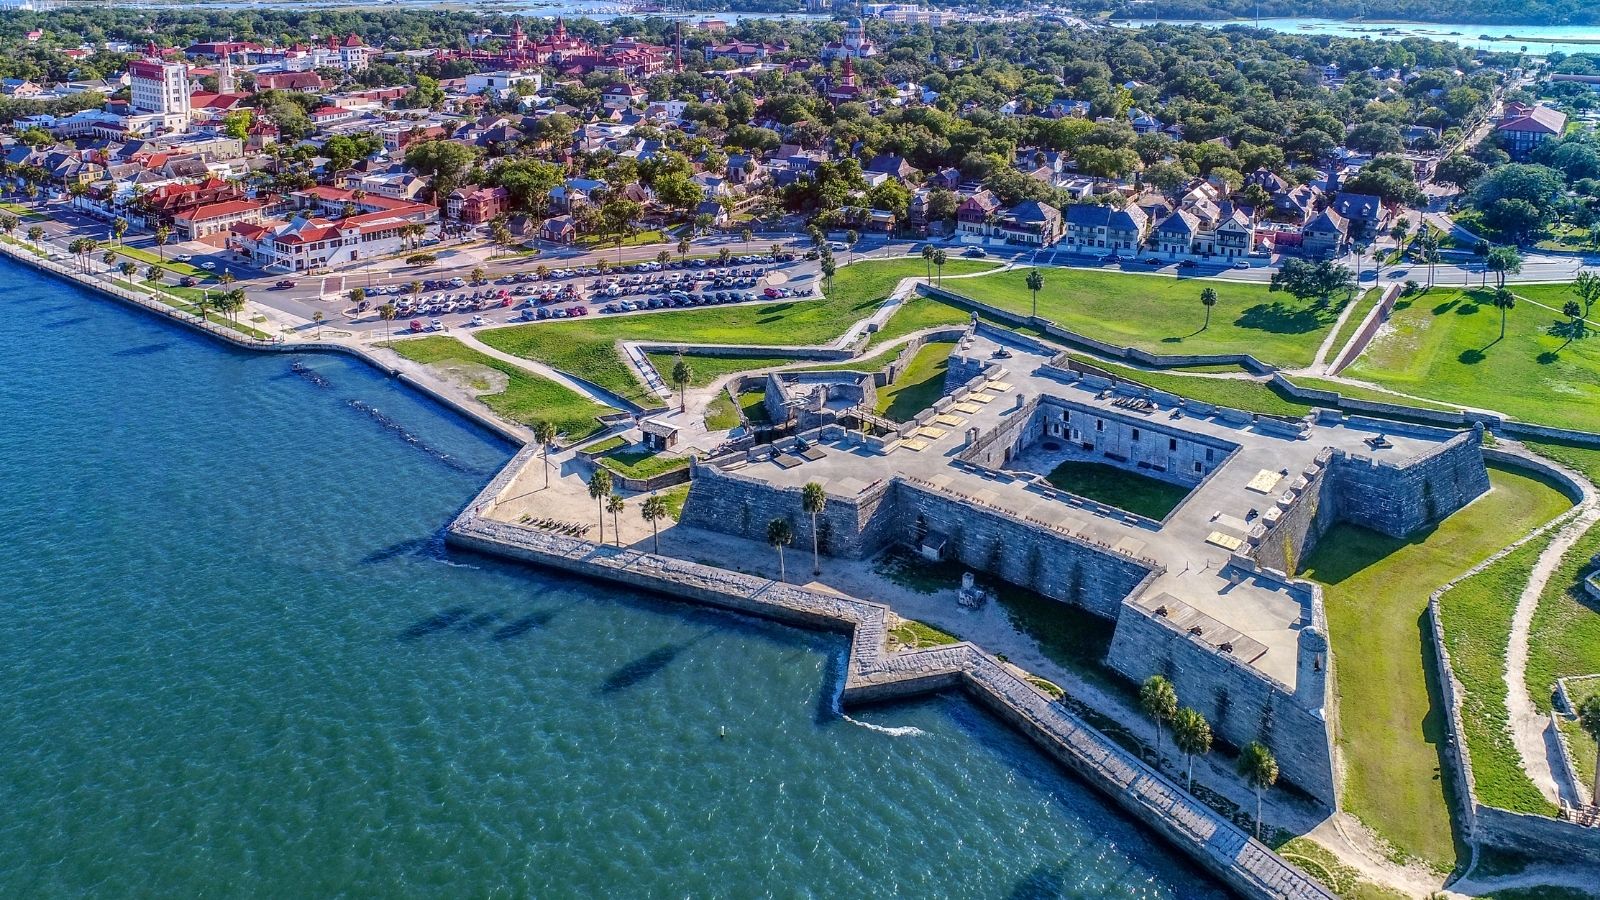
[948, 267, 1348, 367]
[387, 336, 613, 440]
[643, 350, 797, 388]
[112, 244, 210, 279]
[578, 229, 666, 250]
[1525, 520, 1600, 714]
[875, 341, 955, 421]
[1346, 286, 1600, 433]
[1044, 460, 1191, 520]
[703, 390, 740, 431]
[477, 259, 998, 406]
[1559, 678, 1598, 798]
[1438, 534, 1561, 816]
[866, 295, 974, 348]
[738, 388, 771, 426]
[1299, 464, 1573, 868]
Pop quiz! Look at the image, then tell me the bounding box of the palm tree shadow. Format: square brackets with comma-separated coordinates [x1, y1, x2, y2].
[598, 633, 711, 694]
[1457, 348, 1486, 365]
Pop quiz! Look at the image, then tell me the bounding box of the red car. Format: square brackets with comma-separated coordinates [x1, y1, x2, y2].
[409, 319, 424, 332]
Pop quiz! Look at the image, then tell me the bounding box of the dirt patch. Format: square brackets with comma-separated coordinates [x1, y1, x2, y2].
[434, 362, 509, 396]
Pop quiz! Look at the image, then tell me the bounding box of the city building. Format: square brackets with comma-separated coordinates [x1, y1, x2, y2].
[127, 44, 191, 133]
[1496, 102, 1568, 161]
[821, 19, 879, 61]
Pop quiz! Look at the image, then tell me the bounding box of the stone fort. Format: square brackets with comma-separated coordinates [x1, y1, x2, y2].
[679, 326, 1491, 806]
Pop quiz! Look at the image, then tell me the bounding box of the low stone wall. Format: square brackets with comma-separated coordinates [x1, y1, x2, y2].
[444, 463, 1333, 900]
[1328, 282, 1402, 375]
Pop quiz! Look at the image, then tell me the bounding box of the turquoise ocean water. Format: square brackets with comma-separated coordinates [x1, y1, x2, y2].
[0, 262, 1228, 898]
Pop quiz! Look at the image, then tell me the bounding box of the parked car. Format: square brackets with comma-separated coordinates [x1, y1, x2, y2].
[1179, 259, 1198, 269]
[409, 319, 424, 332]
[1231, 261, 1250, 270]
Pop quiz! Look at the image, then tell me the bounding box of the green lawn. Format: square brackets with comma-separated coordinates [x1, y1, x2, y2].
[1437, 533, 1560, 816]
[0, 201, 45, 220]
[948, 267, 1347, 367]
[738, 388, 772, 426]
[1525, 521, 1600, 715]
[1300, 464, 1573, 868]
[644, 350, 797, 388]
[578, 229, 666, 250]
[1559, 679, 1598, 797]
[1346, 286, 1600, 433]
[112, 244, 210, 278]
[866, 294, 973, 348]
[703, 391, 741, 431]
[1044, 460, 1191, 520]
[875, 341, 955, 421]
[596, 442, 691, 480]
[477, 259, 997, 406]
[386, 336, 613, 440]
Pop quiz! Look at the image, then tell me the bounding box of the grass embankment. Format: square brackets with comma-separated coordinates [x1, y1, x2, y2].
[477, 259, 998, 407]
[111, 244, 211, 279]
[875, 341, 955, 421]
[643, 350, 797, 388]
[1347, 286, 1600, 433]
[1283, 375, 1460, 412]
[703, 391, 741, 431]
[1325, 288, 1385, 365]
[1299, 464, 1573, 868]
[888, 617, 962, 651]
[111, 277, 273, 340]
[1044, 460, 1191, 520]
[595, 442, 691, 480]
[387, 336, 612, 440]
[949, 267, 1345, 367]
[1437, 533, 1561, 816]
[578, 229, 666, 250]
[1274, 838, 1409, 900]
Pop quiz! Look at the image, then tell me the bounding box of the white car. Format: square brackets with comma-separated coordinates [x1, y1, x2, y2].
[470, 315, 486, 327]
[200, 261, 217, 270]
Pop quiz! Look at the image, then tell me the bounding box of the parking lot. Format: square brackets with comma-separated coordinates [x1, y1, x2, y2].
[366, 252, 808, 334]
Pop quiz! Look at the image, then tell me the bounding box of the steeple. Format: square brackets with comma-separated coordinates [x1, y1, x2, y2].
[554, 16, 567, 40]
[217, 47, 236, 94]
[511, 18, 526, 51]
[841, 55, 855, 86]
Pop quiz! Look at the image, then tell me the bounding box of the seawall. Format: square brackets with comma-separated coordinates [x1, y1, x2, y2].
[446, 446, 1335, 900]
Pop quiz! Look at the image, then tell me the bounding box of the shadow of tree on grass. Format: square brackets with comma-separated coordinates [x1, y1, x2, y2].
[1233, 301, 1337, 335]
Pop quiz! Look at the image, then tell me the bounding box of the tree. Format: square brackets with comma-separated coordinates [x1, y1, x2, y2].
[1026, 268, 1045, 318]
[533, 421, 557, 488]
[606, 494, 625, 547]
[932, 248, 947, 286]
[119, 261, 136, 279]
[1573, 271, 1600, 314]
[1200, 286, 1218, 329]
[1139, 675, 1178, 759]
[1238, 741, 1279, 840]
[1485, 244, 1522, 287]
[740, 228, 754, 253]
[802, 481, 826, 576]
[1172, 707, 1213, 793]
[1474, 241, 1491, 287]
[312, 309, 325, 337]
[677, 236, 691, 265]
[654, 251, 670, 268]
[1491, 286, 1516, 341]
[640, 494, 669, 555]
[1268, 258, 1354, 307]
[1417, 230, 1441, 287]
[1579, 693, 1600, 807]
[490, 222, 512, 254]
[470, 266, 486, 284]
[921, 243, 935, 280]
[844, 229, 858, 265]
[588, 468, 613, 544]
[112, 217, 127, 245]
[820, 256, 836, 289]
[27, 225, 42, 245]
[218, 270, 235, 290]
[154, 225, 170, 260]
[766, 517, 794, 583]
[670, 355, 693, 413]
[378, 303, 397, 341]
[348, 287, 365, 308]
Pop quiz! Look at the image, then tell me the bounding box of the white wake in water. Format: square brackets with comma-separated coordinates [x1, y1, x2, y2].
[829, 650, 925, 737]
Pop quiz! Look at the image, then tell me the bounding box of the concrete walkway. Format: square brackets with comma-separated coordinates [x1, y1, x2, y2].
[447, 328, 643, 412]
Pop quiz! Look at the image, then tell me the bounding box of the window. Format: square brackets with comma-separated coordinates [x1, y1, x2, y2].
[1169, 438, 1178, 451]
[1095, 419, 1103, 432]
[1195, 461, 1203, 473]
[1131, 428, 1140, 442]
[1206, 448, 1214, 462]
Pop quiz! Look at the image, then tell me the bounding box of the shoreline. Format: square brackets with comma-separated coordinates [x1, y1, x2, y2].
[0, 234, 1336, 900]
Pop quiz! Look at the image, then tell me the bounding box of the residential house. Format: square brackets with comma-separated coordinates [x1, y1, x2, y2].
[955, 189, 1001, 239]
[1301, 208, 1349, 258]
[1329, 192, 1387, 238]
[539, 214, 576, 243]
[447, 185, 510, 223]
[1062, 203, 1149, 255]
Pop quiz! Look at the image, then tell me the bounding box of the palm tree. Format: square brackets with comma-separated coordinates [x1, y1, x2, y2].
[671, 355, 693, 413]
[640, 494, 669, 554]
[921, 243, 935, 280]
[802, 481, 826, 576]
[770, 243, 782, 260]
[677, 235, 691, 265]
[112, 217, 128, 246]
[588, 469, 613, 543]
[655, 250, 670, 268]
[1578, 693, 1600, 807]
[101, 249, 116, 271]
[532, 421, 558, 487]
[119, 261, 137, 279]
[378, 303, 397, 341]
[1172, 707, 1213, 792]
[145, 264, 159, 282]
[218, 270, 235, 290]
[1026, 268, 1045, 318]
[740, 227, 753, 253]
[1200, 286, 1218, 330]
[932, 248, 947, 285]
[597, 258, 612, 276]
[1486, 244, 1522, 288]
[820, 256, 836, 290]
[718, 246, 732, 267]
[1491, 287, 1516, 340]
[1563, 299, 1586, 342]
[844, 228, 858, 264]
[470, 266, 487, 285]
[1474, 241, 1491, 287]
[312, 310, 325, 337]
[27, 225, 43, 245]
[1237, 741, 1279, 840]
[154, 225, 170, 260]
[606, 494, 625, 546]
[348, 286, 366, 309]
[767, 517, 794, 583]
[1417, 230, 1440, 287]
[1139, 674, 1178, 759]
[0, 213, 17, 237]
